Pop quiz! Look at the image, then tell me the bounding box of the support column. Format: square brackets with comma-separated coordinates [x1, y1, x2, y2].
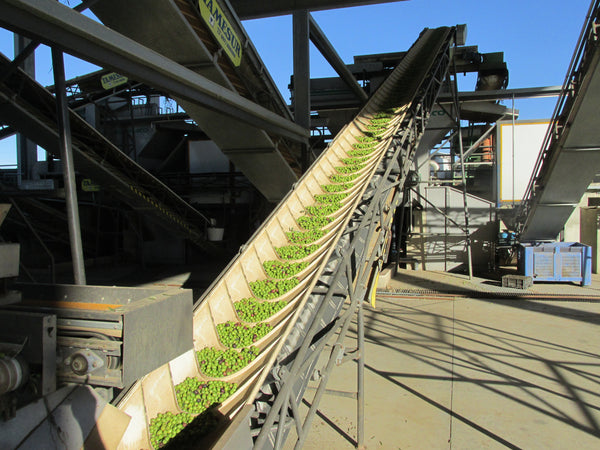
[448, 69, 473, 279]
[357, 293, 365, 450]
[14, 34, 37, 184]
[293, 10, 310, 171]
[52, 48, 86, 285]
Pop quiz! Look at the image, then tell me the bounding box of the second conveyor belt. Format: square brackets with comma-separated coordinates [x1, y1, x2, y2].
[0, 53, 212, 251]
[102, 26, 456, 449]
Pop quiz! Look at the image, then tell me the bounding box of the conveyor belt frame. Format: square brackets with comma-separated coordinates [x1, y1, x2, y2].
[250, 27, 455, 450]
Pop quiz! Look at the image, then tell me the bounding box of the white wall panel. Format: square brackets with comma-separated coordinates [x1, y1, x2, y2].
[497, 120, 549, 204]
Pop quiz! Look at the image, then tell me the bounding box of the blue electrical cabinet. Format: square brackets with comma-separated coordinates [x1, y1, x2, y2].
[517, 242, 592, 286]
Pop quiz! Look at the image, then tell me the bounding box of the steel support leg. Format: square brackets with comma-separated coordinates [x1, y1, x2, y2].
[357, 296, 365, 450]
[293, 295, 358, 450]
[51, 48, 86, 285]
[448, 71, 473, 279]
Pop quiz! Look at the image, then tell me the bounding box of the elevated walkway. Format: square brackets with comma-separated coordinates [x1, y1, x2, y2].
[0, 54, 214, 251]
[519, 2, 600, 241]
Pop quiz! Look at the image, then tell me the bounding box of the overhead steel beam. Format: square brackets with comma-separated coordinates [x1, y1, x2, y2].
[229, 0, 407, 20]
[293, 11, 311, 130]
[0, 0, 309, 144]
[0, 0, 108, 85]
[309, 14, 368, 103]
[438, 85, 562, 103]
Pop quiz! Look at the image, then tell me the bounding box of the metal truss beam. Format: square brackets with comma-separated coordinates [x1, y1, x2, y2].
[309, 14, 368, 103]
[0, 0, 309, 144]
[437, 85, 562, 103]
[229, 0, 407, 20]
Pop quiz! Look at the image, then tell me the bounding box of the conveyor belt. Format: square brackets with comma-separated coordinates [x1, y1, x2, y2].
[74, 26, 455, 450]
[250, 27, 455, 449]
[519, 1, 600, 241]
[90, 0, 304, 202]
[0, 54, 214, 252]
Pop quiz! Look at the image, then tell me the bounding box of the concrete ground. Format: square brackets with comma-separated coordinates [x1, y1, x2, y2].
[284, 269, 600, 449]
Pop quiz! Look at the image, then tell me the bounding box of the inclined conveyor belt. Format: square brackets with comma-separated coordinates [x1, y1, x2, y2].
[519, 1, 600, 241]
[249, 28, 455, 449]
[90, 0, 303, 202]
[83, 26, 456, 449]
[0, 54, 213, 252]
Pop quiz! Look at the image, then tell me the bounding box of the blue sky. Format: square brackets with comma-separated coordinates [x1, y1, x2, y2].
[0, 0, 593, 165]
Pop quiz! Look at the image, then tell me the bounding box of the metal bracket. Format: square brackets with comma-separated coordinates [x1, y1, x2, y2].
[0, 311, 56, 396]
[275, 365, 289, 382]
[311, 368, 322, 382]
[64, 349, 105, 376]
[334, 344, 345, 366]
